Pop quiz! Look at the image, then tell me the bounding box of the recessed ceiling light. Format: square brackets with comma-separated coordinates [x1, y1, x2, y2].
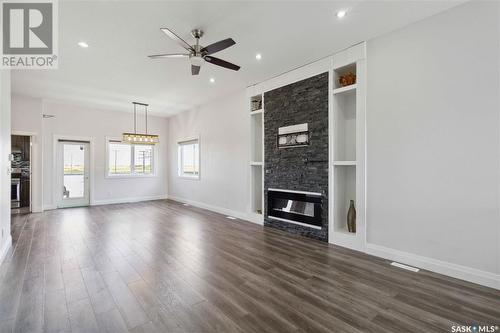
[77, 41, 89, 48]
[255, 53, 262, 60]
[336, 10, 347, 18]
[209, 78, 215, 83]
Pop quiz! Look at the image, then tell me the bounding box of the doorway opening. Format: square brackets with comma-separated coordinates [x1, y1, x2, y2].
[11, 135, 31, 215]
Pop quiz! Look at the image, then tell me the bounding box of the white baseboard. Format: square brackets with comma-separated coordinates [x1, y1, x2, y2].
[167, 195, 263, 226]
[91, 194, 168, 206]
[0, 235, 12, 264]
[43, 204, 56, 211]
[366, 243, 500, 290]
[32, 206, 43, 213]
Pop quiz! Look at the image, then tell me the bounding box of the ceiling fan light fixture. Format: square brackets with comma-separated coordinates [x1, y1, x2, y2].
[190, 55, 204, 67]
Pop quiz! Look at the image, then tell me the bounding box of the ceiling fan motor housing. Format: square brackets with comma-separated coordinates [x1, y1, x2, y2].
[191, 29, 204, 39]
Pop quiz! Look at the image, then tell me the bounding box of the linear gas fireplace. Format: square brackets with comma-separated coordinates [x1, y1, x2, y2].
[267, 189, 323, 229]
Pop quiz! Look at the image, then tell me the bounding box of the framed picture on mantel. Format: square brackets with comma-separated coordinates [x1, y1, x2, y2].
[277, 123, 309, 149]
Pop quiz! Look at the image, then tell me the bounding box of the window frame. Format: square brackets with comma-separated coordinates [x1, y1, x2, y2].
[105, 137, 158, 178]
[177, 137, 200, 180]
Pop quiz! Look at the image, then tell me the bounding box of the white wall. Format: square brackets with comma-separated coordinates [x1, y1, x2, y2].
[11, 96, 169, 209]
[0, 70, 12, 262]
[167, 91, 249, 217]
[366, 1, 500, 276]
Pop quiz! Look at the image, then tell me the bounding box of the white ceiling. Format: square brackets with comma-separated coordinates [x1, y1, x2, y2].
[12, 0, 464, 117]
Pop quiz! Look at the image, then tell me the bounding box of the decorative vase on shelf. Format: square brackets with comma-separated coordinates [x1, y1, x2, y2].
[347, 200, 356, 233]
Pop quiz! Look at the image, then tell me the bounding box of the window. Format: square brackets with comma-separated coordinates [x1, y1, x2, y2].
[178, 139, 199, 178]
[134, 145, 153, 174]
[107, 139, 155, 177]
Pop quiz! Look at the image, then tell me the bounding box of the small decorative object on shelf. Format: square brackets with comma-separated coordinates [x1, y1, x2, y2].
[347, 200, 356, 233]
[251, 95, 263, 111]
[251, 100, 262, 111]
[338, 72, 356, 87]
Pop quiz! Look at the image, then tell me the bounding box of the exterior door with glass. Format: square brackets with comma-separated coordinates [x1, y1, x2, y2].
[57, 141, 90, 208]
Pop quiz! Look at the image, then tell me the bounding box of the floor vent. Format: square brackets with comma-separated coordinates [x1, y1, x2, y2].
[390, 262, 420, 272]
[226, 216, 237, 220]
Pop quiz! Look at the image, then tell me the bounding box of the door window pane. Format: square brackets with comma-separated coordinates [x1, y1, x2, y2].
[63, 144, 85, 198]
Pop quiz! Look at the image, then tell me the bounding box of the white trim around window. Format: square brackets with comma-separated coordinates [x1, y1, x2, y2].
[105, 136, 158, 179]
[177, 137, 200, 180]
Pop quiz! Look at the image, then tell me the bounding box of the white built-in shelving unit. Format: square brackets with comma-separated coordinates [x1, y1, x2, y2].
[245, 43, 366, 235]
[248, 92, 265, 224]
[329, 43, 366, 251]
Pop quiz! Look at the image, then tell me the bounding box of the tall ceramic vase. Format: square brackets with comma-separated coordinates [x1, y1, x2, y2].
[347, 200, 356, 233]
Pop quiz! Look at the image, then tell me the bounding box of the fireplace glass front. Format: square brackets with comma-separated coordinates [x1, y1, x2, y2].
[267, 189, 322, 227]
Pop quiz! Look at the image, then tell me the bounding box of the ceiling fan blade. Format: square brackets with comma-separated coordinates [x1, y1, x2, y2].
[201, 38, 236, 55]
[160, 28, 194, 52]
[204, 56, 240, 71]
[191, 65, 201, 75]
[148, 53, 189, 59]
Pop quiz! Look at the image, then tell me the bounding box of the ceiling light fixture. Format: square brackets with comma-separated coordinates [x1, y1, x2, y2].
[209, 78, 215, 83]
[77, 41, 89, 48]
[122, 102, 159, 144]
[255, 53, 262, 60]
[336, 10, 347, 18]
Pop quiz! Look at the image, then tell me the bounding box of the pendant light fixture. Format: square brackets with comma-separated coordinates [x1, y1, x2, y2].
[122, 102, 159, 144]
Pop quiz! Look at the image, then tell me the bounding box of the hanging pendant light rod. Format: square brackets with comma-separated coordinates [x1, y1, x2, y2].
[132, 102, 148, 134]
[123, 102, 158, 144]
[133, 102, 137, 134]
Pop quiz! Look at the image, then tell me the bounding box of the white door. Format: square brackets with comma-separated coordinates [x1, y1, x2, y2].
[57, 141, 90, 208]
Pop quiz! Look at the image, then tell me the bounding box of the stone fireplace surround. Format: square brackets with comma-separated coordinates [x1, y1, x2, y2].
[263, 72, 329, 241]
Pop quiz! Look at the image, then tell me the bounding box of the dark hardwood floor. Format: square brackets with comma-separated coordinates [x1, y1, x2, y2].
[0, 200, 499, 333]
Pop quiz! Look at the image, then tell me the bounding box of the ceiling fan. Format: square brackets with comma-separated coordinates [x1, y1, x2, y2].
[148, 28, 240, 75]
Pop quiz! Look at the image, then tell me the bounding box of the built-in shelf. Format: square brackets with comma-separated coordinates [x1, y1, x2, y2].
[330, 43, 366, 252]
[250, 163, 263, 217]
[333, 84, 357, 95]
[249, 92, 265, 224]
[333, 86, 356, 161]
[250, 94, 263, 112]
[333, 161, 357, 166]
[333, 63, 357, 90]
[333, 164, 356, 234]
[336, 227, 357, 236]
[251, 112, 263, 162]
